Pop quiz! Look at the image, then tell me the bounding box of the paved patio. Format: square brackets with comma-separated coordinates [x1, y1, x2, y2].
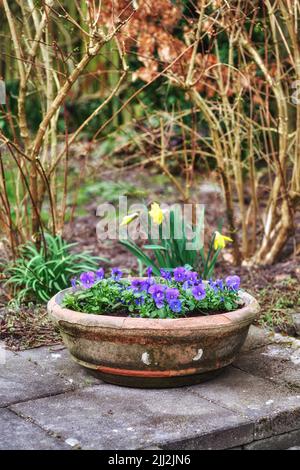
[1, 326, 300, 450]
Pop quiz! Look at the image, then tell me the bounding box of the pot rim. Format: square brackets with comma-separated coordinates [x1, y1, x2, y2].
[48, 285, 260, 331]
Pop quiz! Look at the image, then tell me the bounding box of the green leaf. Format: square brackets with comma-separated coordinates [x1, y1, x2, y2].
[143, 245, 168, 251]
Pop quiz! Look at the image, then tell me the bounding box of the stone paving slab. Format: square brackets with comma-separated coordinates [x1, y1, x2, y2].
[10, 383, 253, 450]
[241, 326, 276, 352]
[0, 408, 67, 450]
[190, 367, 300, 440]
[0, 347, 99, 407]
[243, 428, 300, 450]
[234, 344, 300, 389]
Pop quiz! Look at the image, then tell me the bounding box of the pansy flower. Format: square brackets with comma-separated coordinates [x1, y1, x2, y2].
[185, 271, 198, 284]
[192, 283, 206, 301]
[148, 284, 165, 307]
[96, 268, 104, 280]
[160, 269, 172, 281]
[209, 278, 224, 292]
[173, 267, 186, 282]
[169, 299, 182, 313]
[80, 271, 95, 289]
[131, 279, 143, 292]
[141, 277, 155, 292]
[165, 287, 180, 303]
[225, 275, 240, 290]
[71, 277, 77, 291]
[135, 296, 145, 306]
[111, 268, 123, 280]
[182, 271, 199, 289]
[146, 266, 153, 278]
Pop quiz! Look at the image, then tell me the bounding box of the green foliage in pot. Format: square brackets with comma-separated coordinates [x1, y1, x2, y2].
[63, 267, 242, 319]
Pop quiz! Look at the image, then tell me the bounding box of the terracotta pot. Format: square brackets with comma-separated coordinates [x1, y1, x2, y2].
[48, 287, 260, 388]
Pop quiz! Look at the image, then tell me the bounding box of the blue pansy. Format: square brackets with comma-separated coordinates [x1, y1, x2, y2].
[169, 299, 182, 313]
[135, 296, 145, 306]
[209, 278, 223, 293]
[225, 275, 240, 290]
[111, 268, 123, 280]
[71, 277, 77, 291]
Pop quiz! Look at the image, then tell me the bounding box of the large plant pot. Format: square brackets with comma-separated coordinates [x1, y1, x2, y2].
[48, 288, 260, 388]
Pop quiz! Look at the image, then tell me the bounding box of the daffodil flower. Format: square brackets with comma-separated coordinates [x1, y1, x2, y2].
[149, 202, 164, 225]
[120, 212, 139, 226]
[213, 231, 233, 250]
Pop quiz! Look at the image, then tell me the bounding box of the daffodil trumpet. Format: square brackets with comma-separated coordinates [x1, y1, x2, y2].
[149, 202, 164, 225]
[213, 231, 233, 250]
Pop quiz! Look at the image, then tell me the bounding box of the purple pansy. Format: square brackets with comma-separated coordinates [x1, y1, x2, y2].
[192, 283, 206, 301]
[96, 268, 104, 280]
[148, 284, 165, 307]
[160, 269, 172, 281]
[146, 266, 153, 278]
[165, 287, 180, 303]
[111, 268, 123, 280]
[148, 284, 165, 298]
[131, 279, 143, 292]
[80, 271, 95, 289]
[169, 299, 182, 313]
[226, 275, 240, 290]
[173, 267, 187, 282]
[141, 277, 155, 292]
[209, 278, 223, 292]
[185, 271, 198, 284]
[182, 281, 190, 290]
[71, 277, 77, 291]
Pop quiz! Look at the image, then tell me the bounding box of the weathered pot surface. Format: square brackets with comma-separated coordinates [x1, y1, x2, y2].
[48, 287, 260, 388]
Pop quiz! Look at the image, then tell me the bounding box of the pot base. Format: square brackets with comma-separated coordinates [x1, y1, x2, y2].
[84, 365, 226, 388]
[71, 354, 227, 388]
[94, 369, 225, 388]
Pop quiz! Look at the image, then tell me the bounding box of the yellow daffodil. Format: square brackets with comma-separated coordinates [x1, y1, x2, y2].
[120, 212, 139, 226]
[149, 202, 164, 225]
[213, 231, 233, 250]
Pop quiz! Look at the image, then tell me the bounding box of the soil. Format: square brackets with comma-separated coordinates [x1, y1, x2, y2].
[0, 303, 61, 351]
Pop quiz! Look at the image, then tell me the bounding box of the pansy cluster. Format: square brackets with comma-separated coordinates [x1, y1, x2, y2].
[63, 266, 242, 319]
